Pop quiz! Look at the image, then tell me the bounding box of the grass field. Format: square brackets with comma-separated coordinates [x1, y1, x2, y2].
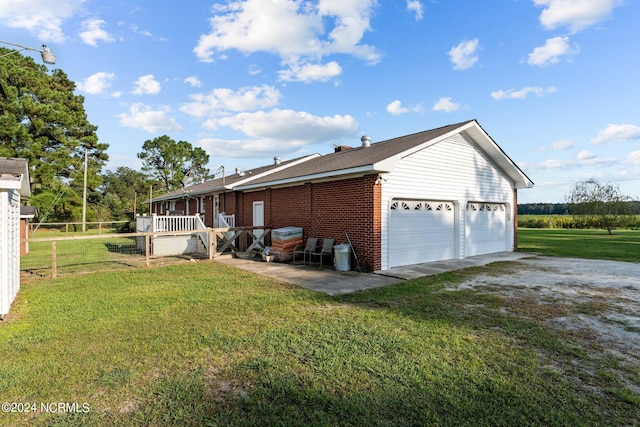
[518, 228, 640, 262]
[1, 229, 638, 426]
[20, 236, 146, 278]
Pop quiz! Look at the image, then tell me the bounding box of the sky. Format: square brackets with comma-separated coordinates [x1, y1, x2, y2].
[1, 0, 639, 203]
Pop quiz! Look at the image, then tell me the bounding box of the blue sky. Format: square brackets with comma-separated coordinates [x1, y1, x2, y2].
[1, 0, 638, 203]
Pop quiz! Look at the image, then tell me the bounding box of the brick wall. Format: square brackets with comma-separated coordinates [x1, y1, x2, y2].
[204, 195, 214, 227]
[188, 199, 198, 215]
[234, 175, 381, 271]
[306, 175, 380, 271]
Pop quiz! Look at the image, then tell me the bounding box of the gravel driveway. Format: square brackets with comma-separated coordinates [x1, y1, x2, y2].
[447, 256, 640, 367]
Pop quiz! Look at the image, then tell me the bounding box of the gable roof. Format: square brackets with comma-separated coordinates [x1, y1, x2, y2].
[235, 120, 534, 191]
[151, 120, 533, 202]
[0, 157, 31, 196]
[151, 154, 319, 202]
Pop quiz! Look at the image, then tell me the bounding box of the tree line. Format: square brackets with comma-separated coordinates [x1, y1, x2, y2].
[0, 47, 211, 225]
[520, 179, 639, 234]
[518, 201, 640, 216]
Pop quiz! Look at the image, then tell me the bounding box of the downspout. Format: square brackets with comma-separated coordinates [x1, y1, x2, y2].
[513, 189, 518, 251]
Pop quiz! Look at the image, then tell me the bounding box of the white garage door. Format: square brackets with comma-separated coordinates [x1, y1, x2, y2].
[389, 200, 455, 268]
[465, 202, 507, 257]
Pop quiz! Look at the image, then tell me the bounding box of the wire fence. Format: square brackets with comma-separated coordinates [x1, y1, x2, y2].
[21, 231, 210, 281]
[29, 220, 132, 236]
[20, 226, 272, 281]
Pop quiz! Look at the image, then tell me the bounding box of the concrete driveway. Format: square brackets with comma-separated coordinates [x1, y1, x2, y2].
[214, 251, 533, 295]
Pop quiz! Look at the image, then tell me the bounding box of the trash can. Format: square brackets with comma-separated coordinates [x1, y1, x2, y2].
[333, 244, 351, 271]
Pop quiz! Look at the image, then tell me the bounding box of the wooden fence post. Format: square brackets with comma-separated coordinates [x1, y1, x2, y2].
[145, 234, 150, 267]
[51, 240, 57, 278]
[208, 229, 215, 260]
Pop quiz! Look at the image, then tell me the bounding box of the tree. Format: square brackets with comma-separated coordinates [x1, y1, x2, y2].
[137, 135, 211, 192]
[101, 167, 157, 220]
[565, 178, 633, 234]
[0, 47, 108, 222]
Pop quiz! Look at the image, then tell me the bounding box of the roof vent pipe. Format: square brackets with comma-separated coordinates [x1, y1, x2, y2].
[361, 135, 371, 147]
[274, 156, 281, 165]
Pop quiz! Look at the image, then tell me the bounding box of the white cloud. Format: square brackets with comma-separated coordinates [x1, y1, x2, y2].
[448, 39, 479, 70]
[198, 109, 358, 158]
[432, 97, 461, 113]
[491, 86, 557, 100]
[278, 61, 342, 83]
[216, 109, 357, 139]
[528, 36, 577, 67]
[591, 123, 640, 144]
[77, 72, 116, 95]
[130, 24, 167, 42]
[533, 0, 621, 33]
[407, 1, 424, 20]
[132, 74, 161, 95]
[181, 85, 282, 118]
[386, 100, 409, 115]
[548, 139, 574, 150]
[117, 103, 182, 133]
[539, 159, 567, 169]
[184, 76, 202, 88]
[625, 151, 640, 166]
[577, 150, 595, 160]
[193, 0, 380, 81]
[79, 19, 114, 47]
[386, 100, 422, 115]
[0, 0, 84, 42]
[536, 154, 617, 170]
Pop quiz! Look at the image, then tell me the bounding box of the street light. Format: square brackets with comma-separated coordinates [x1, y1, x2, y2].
[0, 39, 56, 64]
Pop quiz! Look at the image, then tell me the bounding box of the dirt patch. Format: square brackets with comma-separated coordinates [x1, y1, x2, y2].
[446, 256, 640, 367]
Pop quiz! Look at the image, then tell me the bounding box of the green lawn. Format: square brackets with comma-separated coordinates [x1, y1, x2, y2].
[518, 228, 640, 262]
[2, 257, 638, 425]
[21, 236, 146, 278]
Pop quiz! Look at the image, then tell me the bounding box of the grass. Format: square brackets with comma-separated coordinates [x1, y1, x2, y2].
[2, 254, 639, 426]
[20, 236, 147, 278]
[517, 228, 640, 262]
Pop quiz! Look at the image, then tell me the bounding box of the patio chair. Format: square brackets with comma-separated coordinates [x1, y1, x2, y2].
[292, 237, 319, 264]
[309, 238, 335, 268]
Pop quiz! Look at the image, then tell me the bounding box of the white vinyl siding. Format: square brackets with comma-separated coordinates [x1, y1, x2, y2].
[380, 133, 514, 270]
[1, 189, 20, 316]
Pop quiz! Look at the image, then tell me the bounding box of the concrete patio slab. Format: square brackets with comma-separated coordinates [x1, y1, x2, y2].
[215, 255, 401, 295]
[214, 251, 536, 295]
[377, 252, 536, 280]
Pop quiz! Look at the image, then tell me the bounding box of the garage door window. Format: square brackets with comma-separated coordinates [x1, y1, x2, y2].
[391, 201, 453, 211]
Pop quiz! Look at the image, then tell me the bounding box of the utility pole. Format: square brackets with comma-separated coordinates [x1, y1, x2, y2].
[82, 148, 88, 232]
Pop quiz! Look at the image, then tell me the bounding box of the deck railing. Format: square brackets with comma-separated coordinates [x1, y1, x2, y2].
[219, 213, 235, 228]
[153, 214, 202, 232]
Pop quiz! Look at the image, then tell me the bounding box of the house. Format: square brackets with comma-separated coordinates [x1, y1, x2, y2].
[150, 155, 319, 227]
[151, 120, 533, 271]
[0, 157, 30, 317]
[20, 206, 37, 255]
